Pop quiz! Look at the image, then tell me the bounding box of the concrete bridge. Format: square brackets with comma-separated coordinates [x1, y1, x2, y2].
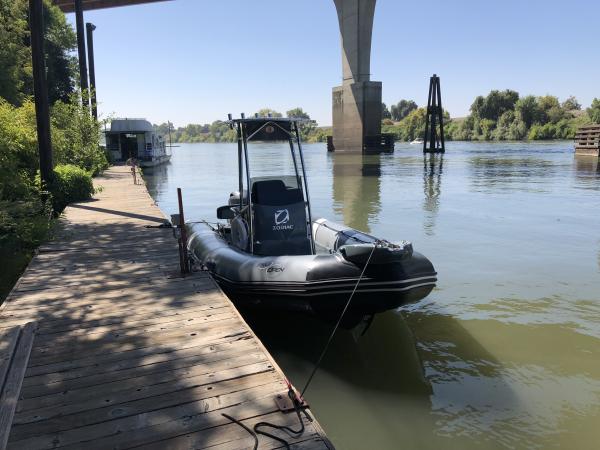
[34, 0, 383, 181]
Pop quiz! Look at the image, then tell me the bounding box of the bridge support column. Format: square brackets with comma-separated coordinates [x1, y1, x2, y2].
[332, 0, 384, 153]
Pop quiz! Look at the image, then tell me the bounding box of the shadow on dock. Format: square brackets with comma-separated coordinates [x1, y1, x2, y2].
[1, 167, 330, 449]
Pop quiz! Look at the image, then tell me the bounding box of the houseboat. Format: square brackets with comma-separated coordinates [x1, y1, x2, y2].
[105, 118, 171, 167]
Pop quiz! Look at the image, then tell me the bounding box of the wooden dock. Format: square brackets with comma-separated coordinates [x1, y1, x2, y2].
[574, 124, 600, 157]
[0, 166, 333, 450]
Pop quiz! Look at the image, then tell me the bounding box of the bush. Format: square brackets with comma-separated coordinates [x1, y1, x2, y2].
[0, 197, 53, 300]
[51, 95, 108, 175]
[49, 164, 94, 212]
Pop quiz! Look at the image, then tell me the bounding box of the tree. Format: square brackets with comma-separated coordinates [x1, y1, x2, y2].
[286, 107, 315, 140]
[562, 96, 581, 111]
[588, 98, 600, 123]
[470, 89, 519, 121]
[381, 103, 391, 119]
[286, 107, 309, 120]
[0, 0, 30, 105]
[515, 95, 541, 128]
[43, 1, 77, 103]
[255, 108, 282, 118]
[390, 100, 417, 121]
[0, 0, 77, 105]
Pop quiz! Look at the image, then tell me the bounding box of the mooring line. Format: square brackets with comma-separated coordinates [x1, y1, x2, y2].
[301, 241, 379, 397]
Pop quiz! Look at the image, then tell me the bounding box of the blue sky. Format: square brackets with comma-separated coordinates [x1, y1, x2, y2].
[67, 0, 600, 127]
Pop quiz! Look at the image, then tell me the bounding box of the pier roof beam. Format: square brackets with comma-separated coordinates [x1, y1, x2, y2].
[52, 0, 172, 13]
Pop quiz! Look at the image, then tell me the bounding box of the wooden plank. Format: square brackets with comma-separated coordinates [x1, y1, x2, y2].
[28, 315, 239, 361]
[22, 391, 294, 450]
[16, 361, 275, 420]
[0, 291, 221, 323]
[25, 329, 251, 378]
[28, 307, 234, 343]
[10, 302, 228, 336]
[27, 320, 246, 368]
[21, 343, 262, 398]
[22, 338, 259, 390]
[0, 328, 20, 393]
[10, 374, 282, 445]
[0, 323, 36, 450]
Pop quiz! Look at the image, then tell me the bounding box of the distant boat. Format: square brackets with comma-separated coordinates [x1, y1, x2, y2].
[105, 118, 171, 167]
[410, 137, 424, 145]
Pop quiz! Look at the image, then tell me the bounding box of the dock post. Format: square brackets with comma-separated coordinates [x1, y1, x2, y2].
[74, 0, 89, 109]
[86, 22, 98, 120]
[177, 188, 189, 274]
[29, 0, 53, 187]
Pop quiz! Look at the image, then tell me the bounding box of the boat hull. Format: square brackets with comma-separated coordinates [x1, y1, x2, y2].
[186, 223, 437, 319]
[139, 154, 171, 167]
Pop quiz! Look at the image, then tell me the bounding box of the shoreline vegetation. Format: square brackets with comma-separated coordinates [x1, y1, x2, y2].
[158, 93, 600, 144]
[1, 0, 108, 301]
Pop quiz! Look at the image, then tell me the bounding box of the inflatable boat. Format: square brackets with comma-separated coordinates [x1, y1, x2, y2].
[186, 116, 437, 322]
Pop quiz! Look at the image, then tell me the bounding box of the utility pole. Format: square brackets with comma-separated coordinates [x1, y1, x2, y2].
[86, 22, 98, 119]
[29, 0, 53, 186]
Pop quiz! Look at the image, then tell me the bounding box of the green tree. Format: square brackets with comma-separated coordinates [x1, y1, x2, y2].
[0, 0, 77, 105]
[470, 89, 519, 121]
[381, 103, 391, 119]
[0, 0, 30, 105]
[286, 107, 315, 140]
[562, 96, 581, 111]
[587, 98, 600, 123]
[51, 94, 107, 174]
[285, 107, 309, 120]
[515, 95, 541, 128]
[43, 1, 77, 103]
[255, 108, 282, 118]
[390, 100, 417, 121]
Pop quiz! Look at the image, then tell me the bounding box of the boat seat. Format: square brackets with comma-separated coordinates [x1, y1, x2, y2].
[251, 179, 311, 256]
[251, 179, 303, 205]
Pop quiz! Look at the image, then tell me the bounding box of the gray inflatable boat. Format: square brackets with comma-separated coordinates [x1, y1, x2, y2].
[186, 116, 437, 322]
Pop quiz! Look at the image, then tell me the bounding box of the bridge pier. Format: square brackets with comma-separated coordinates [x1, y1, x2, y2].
[332, 0, 388, 153]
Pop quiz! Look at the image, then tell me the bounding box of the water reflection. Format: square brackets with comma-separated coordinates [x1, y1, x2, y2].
[574, 156, 600, 191]
[142, 161, 170, 196]
[468, 155, 556, 192]
[240, 309, 439, 449]
[423, 154, 444, 236]
[331, 153, 382, 233]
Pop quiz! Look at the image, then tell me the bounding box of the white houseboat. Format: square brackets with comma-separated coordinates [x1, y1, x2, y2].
[105, 118, 171, 167]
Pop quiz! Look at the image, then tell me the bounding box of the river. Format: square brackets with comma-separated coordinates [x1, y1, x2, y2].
[144, 141, 600, 450]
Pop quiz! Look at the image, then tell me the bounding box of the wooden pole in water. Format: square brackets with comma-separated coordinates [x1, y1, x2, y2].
[177, 188, 189, 274]
[29, 0, 53, 187]
[423, 74, 445, 153]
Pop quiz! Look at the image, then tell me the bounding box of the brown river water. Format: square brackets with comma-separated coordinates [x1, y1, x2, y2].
[144, 141, 600, 450]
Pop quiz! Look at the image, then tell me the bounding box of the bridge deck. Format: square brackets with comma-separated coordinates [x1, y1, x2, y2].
[0, 166, 332, 450]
